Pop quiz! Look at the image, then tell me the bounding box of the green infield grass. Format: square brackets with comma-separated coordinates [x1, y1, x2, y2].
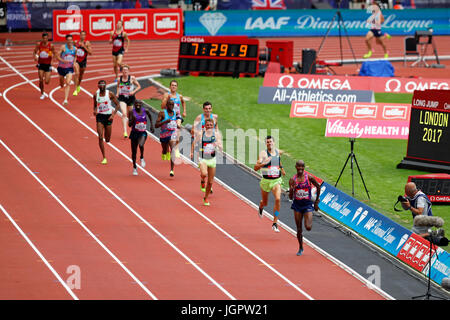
[146, 76, 449, 243]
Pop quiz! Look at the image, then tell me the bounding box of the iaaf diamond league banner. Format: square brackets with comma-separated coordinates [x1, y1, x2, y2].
[184, 9, 450, 37]
[319, 182, 450, 285]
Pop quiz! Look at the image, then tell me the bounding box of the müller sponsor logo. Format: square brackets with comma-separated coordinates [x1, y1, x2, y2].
[293, 102, 318, 116]
[59, 16, 82, 31]
[91, 17, 114, 30]
[324, 104, 348, 117]
[353, 105, 377, 118]
[125, 18, 145, 30]
[383, 106, 407, 119]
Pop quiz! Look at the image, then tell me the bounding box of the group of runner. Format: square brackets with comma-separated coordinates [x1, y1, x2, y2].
[33, 20, 128, 105]
[34, 27, 320, 256]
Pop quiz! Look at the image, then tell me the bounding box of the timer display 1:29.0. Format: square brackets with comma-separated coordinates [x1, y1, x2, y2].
[180, 42, 258, 58]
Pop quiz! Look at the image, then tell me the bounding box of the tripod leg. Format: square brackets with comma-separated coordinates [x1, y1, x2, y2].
[352, 154, 370, 199]
[335, 153, 351, 188]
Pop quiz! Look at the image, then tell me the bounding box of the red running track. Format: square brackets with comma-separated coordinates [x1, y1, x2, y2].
[0, 39, 390, 300]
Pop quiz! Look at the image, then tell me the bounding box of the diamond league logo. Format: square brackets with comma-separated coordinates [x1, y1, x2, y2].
[199, 12, 227, 36]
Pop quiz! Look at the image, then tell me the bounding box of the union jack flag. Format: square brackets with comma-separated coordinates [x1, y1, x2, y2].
[252, 0, 286, 10]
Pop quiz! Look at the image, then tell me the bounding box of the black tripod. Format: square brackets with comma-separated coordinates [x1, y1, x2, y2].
[335, 138, 370, 199]
[315, 1, 359, 69]
[412, 239, 446, 300]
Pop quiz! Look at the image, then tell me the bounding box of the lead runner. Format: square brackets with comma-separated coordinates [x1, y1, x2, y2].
[254, 135, 285, 233]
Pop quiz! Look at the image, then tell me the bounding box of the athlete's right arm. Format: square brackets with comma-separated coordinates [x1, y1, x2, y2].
[161, 93, 168, 109]
[254, 151, 266, 171]
[57, 45, 65, 62]
[190, 131, 201, 159]
[92, 94, 97, 116]
[288, 178, 295, 200]
[154, 111, 165, 128]
[191, 114, 201, 136]
[33, 43, 39, 61]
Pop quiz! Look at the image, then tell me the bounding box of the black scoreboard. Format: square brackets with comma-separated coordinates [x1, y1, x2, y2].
[408, 174, 450, 203]
[406, 90, 450, 164]
[177, 36, 259, 76]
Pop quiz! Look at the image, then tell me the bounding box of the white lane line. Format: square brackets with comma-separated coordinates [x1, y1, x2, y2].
[3, 54, 315, 300]
[0, 118, 157, 300]
[2, 79, 236, 300]
[0, 201, 79, 300]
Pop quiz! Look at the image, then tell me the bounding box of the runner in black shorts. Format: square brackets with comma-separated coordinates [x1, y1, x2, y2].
[33, 32, 56, 100]
[93, 80, 120, 165]
[110, 20, 130, 81]
[117, 65, 141, 138]
[128, 100, 154, 175]
[73, 31, 92, 96]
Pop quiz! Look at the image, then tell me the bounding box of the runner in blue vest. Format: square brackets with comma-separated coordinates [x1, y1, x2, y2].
[161, 80, 186, 159]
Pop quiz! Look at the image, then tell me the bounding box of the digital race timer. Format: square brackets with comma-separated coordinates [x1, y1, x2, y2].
[408, 173, 450, 203]
[177, 36, 259, 76]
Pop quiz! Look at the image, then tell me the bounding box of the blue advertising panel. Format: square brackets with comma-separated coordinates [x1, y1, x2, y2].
[318, 182, 412, 256]
[428, 248, 450, 284]
[184, 9, 450, 37]
[319, 182, 450, 286]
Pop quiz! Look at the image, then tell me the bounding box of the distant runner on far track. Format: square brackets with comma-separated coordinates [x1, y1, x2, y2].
[110, 20, 130, 81]
[73, 30, 92, 96]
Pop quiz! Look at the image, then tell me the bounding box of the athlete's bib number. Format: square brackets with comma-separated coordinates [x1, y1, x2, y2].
[76, 48, 85, 57]
[265, 166, 280, 178]
[120, 85, 132, 96]
[39, 51, 49, 58]
[97, 102, 110, 114]
[203, 143, 215, 155]
[167, 120, 177, 130]
[65, 55, 74, 62]
[135, 122, 146, 131]
[295, 188, 310, 201]
[113, 39, 122, 47]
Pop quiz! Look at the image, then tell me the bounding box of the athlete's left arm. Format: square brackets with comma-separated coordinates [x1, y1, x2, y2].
[280, 157, 286, 176]
[309, 176, 321, 210]
[131, 76, 141, 95]
[124, 33, 130, 52]
[180, 94, 187, 118]
[145, 109, 155, 133]
[215, 131, 223, 152]
[85, 41, 93, 55]
[109, 91, 120, 119]
[190, 131, 201, 159]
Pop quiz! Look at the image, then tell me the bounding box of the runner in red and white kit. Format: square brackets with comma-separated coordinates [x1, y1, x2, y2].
[33, 32, 56, 100]
[92, 80, 120, 165]
[109, 20, 130, 81]
[73, 31, 92, 96]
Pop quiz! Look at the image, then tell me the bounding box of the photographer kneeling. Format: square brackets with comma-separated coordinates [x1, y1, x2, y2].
[400, 182, 433, 238]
